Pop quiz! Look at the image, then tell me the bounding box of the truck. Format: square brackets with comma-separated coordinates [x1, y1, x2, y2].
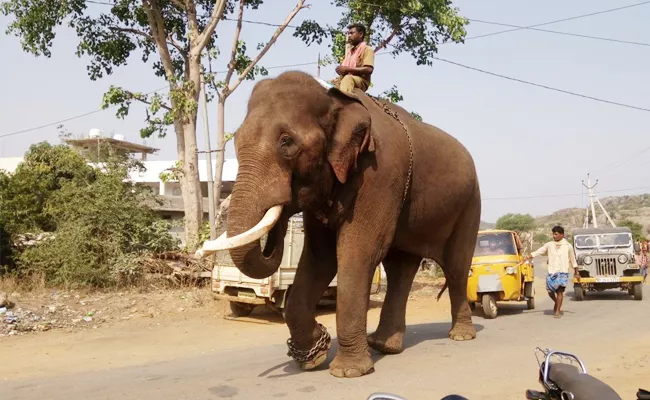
[572, 226, 643, 301]
[211, 214, 382, 317]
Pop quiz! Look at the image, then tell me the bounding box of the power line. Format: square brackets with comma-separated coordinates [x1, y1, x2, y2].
[431, 55, 650, 113]
[466, 18, 650, 47]
[5, 2, 650, 137]
[0, 61, 319, 138]
[463, 1, 650, 41]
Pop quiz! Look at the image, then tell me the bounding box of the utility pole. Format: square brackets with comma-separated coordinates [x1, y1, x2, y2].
[200, 76, 217, 240]
[582, 174, 617, 228]
[582, 174, 599, 228]
[317, 53, 321, 78]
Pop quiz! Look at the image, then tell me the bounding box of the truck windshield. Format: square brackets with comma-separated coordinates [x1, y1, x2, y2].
[474, 232, 517, 256]
[575, 233, 631, 249]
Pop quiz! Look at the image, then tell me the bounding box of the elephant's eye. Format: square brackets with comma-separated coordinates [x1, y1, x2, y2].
[278, 134, 299, 158]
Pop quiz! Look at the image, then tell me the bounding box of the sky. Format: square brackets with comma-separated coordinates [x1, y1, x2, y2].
[1, 0, 649, 222]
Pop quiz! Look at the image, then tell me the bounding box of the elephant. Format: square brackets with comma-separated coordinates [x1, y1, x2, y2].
[198, 70, 481, 378]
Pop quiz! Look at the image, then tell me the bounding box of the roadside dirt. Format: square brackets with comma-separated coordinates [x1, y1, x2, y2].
[0, 275, 449, 380]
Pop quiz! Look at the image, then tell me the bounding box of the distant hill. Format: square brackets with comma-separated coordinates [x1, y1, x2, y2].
[533, 194, 650, 235]
[479, 221, 496, 230]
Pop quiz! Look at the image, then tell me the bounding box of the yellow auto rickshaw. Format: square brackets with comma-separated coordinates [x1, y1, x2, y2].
[467, 229, 535, 319]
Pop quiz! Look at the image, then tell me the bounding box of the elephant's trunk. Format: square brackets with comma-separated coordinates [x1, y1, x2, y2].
[213, 169, 289, 279]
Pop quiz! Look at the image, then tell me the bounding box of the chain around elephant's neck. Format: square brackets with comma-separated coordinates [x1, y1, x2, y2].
[368, 96, 414, 206]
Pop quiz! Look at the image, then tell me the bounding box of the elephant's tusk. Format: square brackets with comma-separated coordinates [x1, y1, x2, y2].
[195, 205, 283, 258]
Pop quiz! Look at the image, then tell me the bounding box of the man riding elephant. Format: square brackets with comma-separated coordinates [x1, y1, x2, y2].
[198, 71, 480, 378]
[331, 23, 375, 94]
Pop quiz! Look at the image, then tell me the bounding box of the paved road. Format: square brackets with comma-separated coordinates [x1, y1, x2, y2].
[3, 257, 649, 400]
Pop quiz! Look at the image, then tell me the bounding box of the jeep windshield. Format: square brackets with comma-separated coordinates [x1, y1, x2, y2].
[474, 232, 517, 256]
[575, 233, 632, 250]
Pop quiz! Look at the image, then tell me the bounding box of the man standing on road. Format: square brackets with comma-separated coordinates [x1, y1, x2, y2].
[525, 226, 580, 318]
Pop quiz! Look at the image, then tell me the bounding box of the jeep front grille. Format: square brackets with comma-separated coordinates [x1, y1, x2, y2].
[596, 257, 617, 276]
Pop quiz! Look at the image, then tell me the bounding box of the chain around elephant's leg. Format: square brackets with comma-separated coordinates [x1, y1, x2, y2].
[368, 250, 421, 354]
[283, 214, 337, 370]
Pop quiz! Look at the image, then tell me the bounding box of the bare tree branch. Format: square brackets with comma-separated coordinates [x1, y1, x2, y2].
[223, 0, 245, 89]
[374, 24, 401, 52]
[195, 0, 228, 53]
[126, 90, 172, 111]
[142, 0, 177, 85]
[170, 0, 185, 9]
[166, 33, 186, 54]
[227, 0, 308, 96]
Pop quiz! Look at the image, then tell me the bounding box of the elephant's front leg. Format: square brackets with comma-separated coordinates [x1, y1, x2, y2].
[329, 234, 390, 378]
[284, 215, 337, 370]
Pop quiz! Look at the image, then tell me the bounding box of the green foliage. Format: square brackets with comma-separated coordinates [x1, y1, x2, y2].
[294, 0, 468, 64]
[618, 219, 647, 242]
[534, 232, 551, 244]
[0, 142, 95, 234]
[0, 143, 179, 287]
[496, 213, 536, 234]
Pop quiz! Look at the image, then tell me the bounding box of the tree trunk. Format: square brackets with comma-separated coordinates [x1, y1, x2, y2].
[213, 97, 226, 211]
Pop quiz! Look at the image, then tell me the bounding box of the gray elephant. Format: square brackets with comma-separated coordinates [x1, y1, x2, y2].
[198, 71, 481, 378]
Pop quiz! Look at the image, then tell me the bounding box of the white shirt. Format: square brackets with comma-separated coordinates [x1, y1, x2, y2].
[531, 238, 578, 274]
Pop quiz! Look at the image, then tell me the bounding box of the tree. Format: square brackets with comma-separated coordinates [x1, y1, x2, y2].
[206, 0, 308, 218]
[2, 0, 226, 250]
[0, 142, 179, 287]
[496, 213, 536, 234]
[618, 219, 646, 242]
[294, 0, 468, 109]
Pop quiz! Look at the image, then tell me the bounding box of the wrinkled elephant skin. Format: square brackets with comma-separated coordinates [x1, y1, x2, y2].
[224, 71, 481, 377]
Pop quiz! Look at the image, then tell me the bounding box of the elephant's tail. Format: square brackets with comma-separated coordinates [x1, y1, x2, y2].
[436, 280, 448, 302]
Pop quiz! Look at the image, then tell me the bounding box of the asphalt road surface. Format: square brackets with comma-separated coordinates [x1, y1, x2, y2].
[3, 257, 649, 400]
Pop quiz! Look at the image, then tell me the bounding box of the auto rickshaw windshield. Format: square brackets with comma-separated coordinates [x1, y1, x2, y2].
[474, 232, 518, 256]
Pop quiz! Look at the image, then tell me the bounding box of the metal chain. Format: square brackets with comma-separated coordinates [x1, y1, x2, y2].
[286, 323, 331, 364]
[368, 96, 414, 205]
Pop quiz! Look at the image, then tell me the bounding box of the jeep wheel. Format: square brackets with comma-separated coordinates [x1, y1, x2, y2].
[229, 301, 254, 317]
[574, 285, 585, 301]
[632, 283, 643, 301]
[482, 294, 498, 319]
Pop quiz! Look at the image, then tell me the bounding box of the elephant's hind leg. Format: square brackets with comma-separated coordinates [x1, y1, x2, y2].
[284, 214, 338, 370]
[368, 249, 421, 354]
[442, 199, 480, 341]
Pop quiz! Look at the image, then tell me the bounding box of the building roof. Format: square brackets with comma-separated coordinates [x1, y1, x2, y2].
[0, 157, 239, 183]
[63, 137, 158, 154]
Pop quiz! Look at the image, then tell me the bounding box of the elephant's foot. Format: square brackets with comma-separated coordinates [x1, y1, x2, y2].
[329, 350, 375, 378]
[367, 330, 404, 354]
[448, 322, 476, 341]
[286, 323, 332, 370]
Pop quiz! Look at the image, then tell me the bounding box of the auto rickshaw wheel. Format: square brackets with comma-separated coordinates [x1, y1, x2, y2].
[524, 282, 534, 298]
[482, 294, 498, 319]
[526, 296, 535, 310]
[632, 283, 643, 301]
[574, 285, 585, 302]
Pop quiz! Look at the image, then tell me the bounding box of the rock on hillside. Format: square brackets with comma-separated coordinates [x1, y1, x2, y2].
[533, 194, 650, 234]
[479, 221, 496, 230]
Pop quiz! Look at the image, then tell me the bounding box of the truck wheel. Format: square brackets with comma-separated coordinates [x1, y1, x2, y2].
[482, 294, 498, 319]
[527, 296, 535, 310]
[633, 283, 643, 301]
[574, 285, 585, 302]
[229, 301, 254, 317]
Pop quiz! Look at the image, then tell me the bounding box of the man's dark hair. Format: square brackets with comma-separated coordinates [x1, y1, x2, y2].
[348, 23, 366, 38]
[552, 225, 564, 235]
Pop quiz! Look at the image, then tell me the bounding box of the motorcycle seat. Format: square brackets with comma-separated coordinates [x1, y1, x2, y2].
[548, 363, 622, 400]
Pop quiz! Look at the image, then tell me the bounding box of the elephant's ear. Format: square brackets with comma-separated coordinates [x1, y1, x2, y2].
[326, 90, 376, 184]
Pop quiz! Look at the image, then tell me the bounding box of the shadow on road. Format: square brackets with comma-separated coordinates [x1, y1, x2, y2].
[566, 289, 635, 301]
[257, 322, 485, 380]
